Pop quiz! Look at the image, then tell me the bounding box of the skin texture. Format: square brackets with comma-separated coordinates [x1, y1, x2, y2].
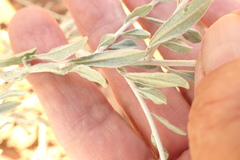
[7, 0, 240, 160]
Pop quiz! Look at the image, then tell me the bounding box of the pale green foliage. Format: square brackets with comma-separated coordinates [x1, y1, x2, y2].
[97, 34, 116, 49]
[34, 37, 88, 61]
[152, 113, 187, 135]
[125, 72, 189, 88]
[165, 67, 195, 82]
[71, 49, 146, 68]
[183, 28, 202, 43]
[125, 4, 153, 23]
[162, 38, 193, 53]
[0, 90, 28, 100]
[122, 29, 151, 39]
[0, 101, 21, 114]
[149, 0, 212, 47]
[71, 65, 107, 88]
[0, 48, 36, 67]
[137, 87, 167, 104]
[109, 39, 137, 49]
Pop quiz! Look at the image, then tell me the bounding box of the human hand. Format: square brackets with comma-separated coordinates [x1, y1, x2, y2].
[8, 0, 240, 159]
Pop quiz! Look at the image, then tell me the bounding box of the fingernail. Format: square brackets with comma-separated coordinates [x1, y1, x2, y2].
[201, 14, 240, 74]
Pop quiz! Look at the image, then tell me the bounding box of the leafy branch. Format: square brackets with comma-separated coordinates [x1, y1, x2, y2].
[0, 0, 213, 159]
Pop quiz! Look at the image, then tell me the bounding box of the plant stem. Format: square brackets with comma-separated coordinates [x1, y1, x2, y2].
[125, 77, 166, 160]
[94, 16, 139, 53]
[133, 59, 196, 67]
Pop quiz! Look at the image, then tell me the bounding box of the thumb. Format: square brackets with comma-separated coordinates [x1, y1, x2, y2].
[189, 12, 240, 160]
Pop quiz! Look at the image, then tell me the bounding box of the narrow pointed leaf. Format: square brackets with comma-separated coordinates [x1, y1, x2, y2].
[162, 38, 193, 53]
[165, 67, 195, 82]
[149, 0, 212, 47]
[183, 28, 202, 43]
[0, 90, 29, 100]
[122, 29, 151, 39]
[152, 113, 187, 135]
[0, 48, 36, 67]
[109, 39, 137, 50]
[138, 87, 167, 104]
[0, 101, 21, 114]
[98, 34, 116, 49]
[71, 49, 146, 68]
[126, 4, 153, 23]
[0, 68, 29, 81]
[125, 72, 189, 88]
[143, 16, 165, 24]
[35, 37, 88, 61]
[71, 65, 107, 88]
[132, 65, 158, 70]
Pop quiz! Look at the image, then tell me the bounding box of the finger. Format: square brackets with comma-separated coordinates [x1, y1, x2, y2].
[8, 7, 154, 159]
[201, 0, 240, 27]
[189, 12, 240, 160]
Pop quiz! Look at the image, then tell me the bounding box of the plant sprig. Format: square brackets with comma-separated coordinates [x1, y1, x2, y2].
[0, 0, 213, 159]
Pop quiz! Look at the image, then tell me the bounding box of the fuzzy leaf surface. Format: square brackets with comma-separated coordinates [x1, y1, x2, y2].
[0, 48, 36, 68]
[149, 0, 212, 47]
[98, 34, 116, 49]
[122, 29, 151, 39]
[35, 37, 88, 62]
[183, 28, 202, 43]
[71, 65, 107, 88]
[162, 38, 192, 53]
[126, 4, 153, 23]
[165, 67, 195, 82]
[0, 101, 21, 114]
[71, 49, 146, 68]
[0, 68, 29, 81]
[125, 72, 189, 88]
[152, 113, 187, 135]
[138, 87, 167, 104]
[143, 16, 165, 24]
[109, 39, 137, 50]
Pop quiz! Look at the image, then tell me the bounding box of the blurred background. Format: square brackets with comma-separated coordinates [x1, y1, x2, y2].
[0, 0, 77, 159]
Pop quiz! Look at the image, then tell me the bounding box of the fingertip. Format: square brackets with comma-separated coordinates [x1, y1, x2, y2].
[198, 13, 240, 77]
[8, 6, 67, 54]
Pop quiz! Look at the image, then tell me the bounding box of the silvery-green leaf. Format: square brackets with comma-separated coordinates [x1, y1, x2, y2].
[0, 90, 29, 100]
[0, 48, 36, 68]
[132, 65, 158, 70]
[29, 62, 69, 75]
[98, 34, 116, 49]
[152, 113, 187, 135]
[109, 39, 137, 50]
[0, 68, 29, 81]
[183, 28, 202, 43]
[122, 29, 151, 40]
[165, 67, 195, 82]
[125, 72, 189, 88]
[71, 49, 146, 68]
[151, 0, 175, 5]
[143, 16, 165, 24]
[35, 37, 88, 62]
[0, 101, 21, 114]
[149, 0, 212, 47]
[126, 4, 153, 23]
[71, 65, 107, 88]
[138, 87, 167, 104]
[162, 38, 193, 53]
[151, 134, 169, 159]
